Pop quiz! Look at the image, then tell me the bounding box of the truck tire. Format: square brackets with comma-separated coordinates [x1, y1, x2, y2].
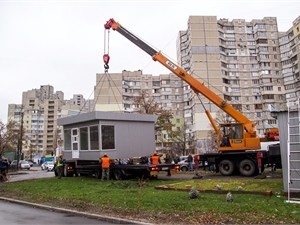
[239, 159, 256, 176]
[180, 166, 188, 172]
[219, 159, 235, 176]
[114, 169, 123, 180]
[94, 168, 101, 179]
[63, 164, 73, 177]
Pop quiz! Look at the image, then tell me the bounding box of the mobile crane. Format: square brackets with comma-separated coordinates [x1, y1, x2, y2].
[104, 18, 276, 176]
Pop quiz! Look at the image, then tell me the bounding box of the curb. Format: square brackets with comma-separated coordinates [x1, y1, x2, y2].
[0, 197, 153, 225]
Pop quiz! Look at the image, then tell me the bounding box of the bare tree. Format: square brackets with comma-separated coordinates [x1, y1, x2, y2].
[170, 123, 195, 156]
[133, 91, 161, 115]
[133, 90, 173, 126]
[0, 121, 19, 156]
[133, 91, 175, 150]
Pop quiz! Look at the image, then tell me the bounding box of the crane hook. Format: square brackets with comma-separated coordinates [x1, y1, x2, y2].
[103, 54, 110, 72]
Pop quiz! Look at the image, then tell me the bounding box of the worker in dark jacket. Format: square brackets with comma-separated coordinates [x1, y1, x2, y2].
[0, 156, 8, 182]
[173, 154, 180, 164]
[56, 154, 64, 179]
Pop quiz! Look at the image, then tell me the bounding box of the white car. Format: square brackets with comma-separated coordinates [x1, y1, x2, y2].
[178, 158, 208, 171]
[19, 160, 31, 170]
[178, 159, 194, 171]
[41, 161, 55, 171]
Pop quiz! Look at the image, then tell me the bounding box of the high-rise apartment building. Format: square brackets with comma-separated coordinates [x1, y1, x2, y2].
[176, 16, 291, 148]
[94, 70, 185, 151]
[8, 85, 91, 159]
[63, 94, 94, 116]
[95, 70, 184, 114]
[278, 16, 300, 103]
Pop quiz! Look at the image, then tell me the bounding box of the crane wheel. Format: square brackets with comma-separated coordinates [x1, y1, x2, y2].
[239, 159, 256, 176]
[219, 159, 235, 176]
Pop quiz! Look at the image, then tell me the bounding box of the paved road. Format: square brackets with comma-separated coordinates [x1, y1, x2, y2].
[0, 200, 119, 225]
[7, 166, 55, 182]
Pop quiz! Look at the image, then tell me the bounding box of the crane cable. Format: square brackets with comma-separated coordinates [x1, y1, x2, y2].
[92, 27, 122, 111]
[103, 27, 110, 72]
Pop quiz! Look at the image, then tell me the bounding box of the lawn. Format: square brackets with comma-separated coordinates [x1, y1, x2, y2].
[0, 175, 300, 224]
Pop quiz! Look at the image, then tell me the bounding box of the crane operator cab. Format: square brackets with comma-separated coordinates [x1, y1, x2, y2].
[220, 124, 244, 150]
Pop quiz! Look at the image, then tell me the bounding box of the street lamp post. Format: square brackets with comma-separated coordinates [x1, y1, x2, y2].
[17, 109, 24, 169]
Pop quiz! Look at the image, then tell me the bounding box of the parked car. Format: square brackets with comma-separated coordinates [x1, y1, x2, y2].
[41, 161, 55, 171]
[10, 160, 18, 169]
[19, 160, 31, 170]
[178, 159, 193, 171]
[28, 160, 34, 167]
[178, 158, 208, 171]
[10, 160, 30, 170]
[179, 155, 188, 162]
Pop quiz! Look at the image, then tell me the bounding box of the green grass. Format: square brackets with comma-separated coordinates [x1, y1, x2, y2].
[1, 176, 300, 224]
[169, 178, 283, 192]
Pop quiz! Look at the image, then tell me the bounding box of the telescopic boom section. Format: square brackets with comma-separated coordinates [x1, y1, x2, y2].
[104, 18, 257, 137]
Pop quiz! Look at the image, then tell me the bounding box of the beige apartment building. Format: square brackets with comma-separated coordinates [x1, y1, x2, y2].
[94, 70, 185, 151]
[8, 86, 92, 159]
[176, 16, 298, 151]
[278, 16, 300, 102]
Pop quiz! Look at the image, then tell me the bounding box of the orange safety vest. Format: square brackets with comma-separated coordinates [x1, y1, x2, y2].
[151, 155, 160, 164]
[101, 157, 110, 169]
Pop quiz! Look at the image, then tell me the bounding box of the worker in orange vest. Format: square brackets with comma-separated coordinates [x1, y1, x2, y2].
[151, 151, 161, 165]
[100, 154, 111, 180]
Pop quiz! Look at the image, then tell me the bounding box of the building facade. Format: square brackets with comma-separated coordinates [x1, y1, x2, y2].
[278, 16, 300, 104]
[94, 70, 185, 152]
[176, 16, 296, 151]
[7, 86, 91, 159]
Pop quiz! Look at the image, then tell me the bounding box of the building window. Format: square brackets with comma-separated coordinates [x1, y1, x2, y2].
[161, 80, 170, 85]
[101, 125, 115, 150]
[152, 81, 160, 86]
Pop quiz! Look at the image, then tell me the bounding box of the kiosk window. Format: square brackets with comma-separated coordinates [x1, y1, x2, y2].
[90, 125, 99, 150]
[64, 129, 71, 150]
[101, 125, 115, 150]
[80, 127, 88, 150]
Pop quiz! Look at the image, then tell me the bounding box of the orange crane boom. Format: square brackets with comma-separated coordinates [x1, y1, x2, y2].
[104, 18, 261, 152]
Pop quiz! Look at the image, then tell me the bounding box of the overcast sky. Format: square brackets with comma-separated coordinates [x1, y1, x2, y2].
[1, 0, 299, 123]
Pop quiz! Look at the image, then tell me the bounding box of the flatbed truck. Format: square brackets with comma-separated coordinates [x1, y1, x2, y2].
[56, 158, 179, 180]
